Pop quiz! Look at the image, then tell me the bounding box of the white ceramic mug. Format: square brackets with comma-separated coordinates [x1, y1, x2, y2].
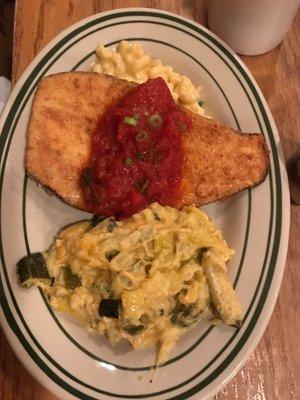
[208, 0, 299, 55]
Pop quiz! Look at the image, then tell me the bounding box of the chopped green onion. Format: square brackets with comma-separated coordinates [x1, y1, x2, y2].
[124, 115, 139, 126]
[136, 131, 148, 141]
[125, 156, 133, 166]
[148, 114, 163, 129]
[136, 152, 145, 161]
[178, 123, 187, 132]
[139, 179, 149, 193]
[81, 168, 91, 186]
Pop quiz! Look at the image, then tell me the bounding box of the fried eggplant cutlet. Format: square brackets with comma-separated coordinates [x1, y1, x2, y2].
[25, 72, 269, 213]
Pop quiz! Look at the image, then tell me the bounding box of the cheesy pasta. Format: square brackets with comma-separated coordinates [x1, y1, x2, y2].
[17, 203, 242, 365]
[91, 41, 205, 115]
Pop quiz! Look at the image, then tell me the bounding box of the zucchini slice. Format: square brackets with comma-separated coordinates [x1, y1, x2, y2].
[171, 301, 201, 327]
[99, 299, 121, 318]
[59, 266, 82, 290]
[17, 253, 52, 288]
[123, 324, 144, 335]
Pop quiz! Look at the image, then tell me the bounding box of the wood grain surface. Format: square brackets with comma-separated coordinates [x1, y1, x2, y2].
[0, 1, 298, 399]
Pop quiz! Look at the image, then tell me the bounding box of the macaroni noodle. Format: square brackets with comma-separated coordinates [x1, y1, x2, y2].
[91, 41, 205, 115]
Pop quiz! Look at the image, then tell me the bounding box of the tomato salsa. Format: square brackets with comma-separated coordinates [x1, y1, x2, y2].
[81, 77, 190, 217]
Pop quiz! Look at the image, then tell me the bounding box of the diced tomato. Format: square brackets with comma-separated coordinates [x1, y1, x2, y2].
[80, 77, 190, 217]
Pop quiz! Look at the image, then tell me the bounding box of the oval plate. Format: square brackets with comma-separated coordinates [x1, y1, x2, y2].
[0, 8, 290, 400]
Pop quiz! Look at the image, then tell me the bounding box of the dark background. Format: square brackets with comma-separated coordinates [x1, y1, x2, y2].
[0, 0, 15, 79]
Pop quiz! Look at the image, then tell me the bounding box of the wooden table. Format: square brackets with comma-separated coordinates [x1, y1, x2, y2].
[1, 1, 298, 399]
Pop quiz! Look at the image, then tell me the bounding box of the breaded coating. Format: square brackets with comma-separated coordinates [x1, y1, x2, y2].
[175, 110, 269, 207]
[25, 72, 269, 212]
[25, 72, 136, 209]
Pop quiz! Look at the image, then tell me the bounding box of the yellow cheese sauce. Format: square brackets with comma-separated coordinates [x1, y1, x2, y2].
[28, 203, 242, 365]
[91, 41, 206, 116]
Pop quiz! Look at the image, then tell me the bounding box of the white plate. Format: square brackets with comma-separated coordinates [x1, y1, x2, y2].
[0, 8, 290, 400]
